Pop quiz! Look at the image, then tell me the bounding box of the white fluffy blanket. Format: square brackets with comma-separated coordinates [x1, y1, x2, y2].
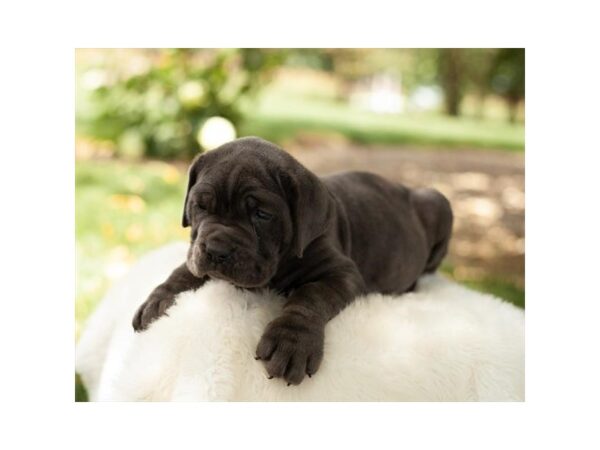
[76, 242, 524, 401]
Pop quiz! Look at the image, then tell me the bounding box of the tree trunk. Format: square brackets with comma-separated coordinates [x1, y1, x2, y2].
[475, 90, 486, 120]
[508, 98, 520, 123]
[439, 49, 463, 117]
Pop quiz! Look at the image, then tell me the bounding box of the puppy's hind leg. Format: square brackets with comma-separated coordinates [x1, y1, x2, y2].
[412, 188, 454, 274]
[424, 233, 450, 273]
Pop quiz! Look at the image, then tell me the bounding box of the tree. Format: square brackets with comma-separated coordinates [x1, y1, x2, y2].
[437, 49, 464, 116]
[488, 48, 525, 123]
[463, 48, 499, 119]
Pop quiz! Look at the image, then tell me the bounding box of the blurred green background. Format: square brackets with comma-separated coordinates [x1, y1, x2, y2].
[75, 48, 525, 343]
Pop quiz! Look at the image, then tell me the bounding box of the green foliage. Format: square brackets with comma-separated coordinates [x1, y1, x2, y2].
[488, 48, 525, 122]
[76, 49, 282, 158]
[75, 374, 88, 402]
[489, 49, 525, 100]
[284, 49, 335, 71]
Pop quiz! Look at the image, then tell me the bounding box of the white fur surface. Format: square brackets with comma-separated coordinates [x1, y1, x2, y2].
[76, 242, 524, 401]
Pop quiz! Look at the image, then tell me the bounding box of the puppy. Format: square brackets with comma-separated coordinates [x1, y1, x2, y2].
[132, 137, 453, 385]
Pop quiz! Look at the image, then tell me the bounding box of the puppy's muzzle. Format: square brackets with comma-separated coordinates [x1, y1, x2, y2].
[203, 240, 235, 263]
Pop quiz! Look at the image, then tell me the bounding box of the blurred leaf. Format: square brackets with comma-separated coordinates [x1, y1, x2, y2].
[108, 194, 146, 212]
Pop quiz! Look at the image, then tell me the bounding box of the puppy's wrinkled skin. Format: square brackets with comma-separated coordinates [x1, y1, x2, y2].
[132, 137, 453, 385]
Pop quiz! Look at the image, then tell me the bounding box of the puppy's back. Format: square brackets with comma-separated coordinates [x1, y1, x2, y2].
[322, 171, 430, 294]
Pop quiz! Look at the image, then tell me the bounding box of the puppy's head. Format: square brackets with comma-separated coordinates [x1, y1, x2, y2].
[182, 137, 333, 287]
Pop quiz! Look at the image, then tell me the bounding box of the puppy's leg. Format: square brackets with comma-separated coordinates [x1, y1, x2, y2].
[256, 253, 365, 385]
[424, 234, 451, 273]
[132, 263, 207, 332]
[412, 188, 454, 273]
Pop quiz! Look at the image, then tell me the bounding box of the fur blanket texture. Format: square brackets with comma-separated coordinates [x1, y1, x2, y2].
[76, 242, 524, 401]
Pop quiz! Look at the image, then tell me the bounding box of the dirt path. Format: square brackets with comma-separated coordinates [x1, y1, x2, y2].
[288, 144, 525, 288]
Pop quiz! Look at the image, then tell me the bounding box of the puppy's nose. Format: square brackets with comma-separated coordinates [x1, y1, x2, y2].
[205, 241, 234, 263]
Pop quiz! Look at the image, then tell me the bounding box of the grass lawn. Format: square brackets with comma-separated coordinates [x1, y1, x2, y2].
[462, 278, 524, 309]
[239, 90, 525, 152]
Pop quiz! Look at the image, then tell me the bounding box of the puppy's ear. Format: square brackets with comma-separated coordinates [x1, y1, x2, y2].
[181, 154, 204, 227]
[282, 168, 334, 258]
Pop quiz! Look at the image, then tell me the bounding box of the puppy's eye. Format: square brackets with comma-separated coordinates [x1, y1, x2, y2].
[255, 209, 273, 221]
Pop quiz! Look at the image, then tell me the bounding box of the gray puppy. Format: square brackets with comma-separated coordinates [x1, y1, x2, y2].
[132, 137, 453, 385]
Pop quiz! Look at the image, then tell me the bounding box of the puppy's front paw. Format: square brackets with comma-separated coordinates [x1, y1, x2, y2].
[255, 314, 325, 385]
[132, 292, 175, 332]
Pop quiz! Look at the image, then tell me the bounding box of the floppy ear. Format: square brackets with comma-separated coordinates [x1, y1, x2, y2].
[282, 168, 335, 258]
[181, 154, 204, 227]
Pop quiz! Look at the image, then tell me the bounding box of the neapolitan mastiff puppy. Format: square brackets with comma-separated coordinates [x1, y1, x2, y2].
[132, 137, 453, 385]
